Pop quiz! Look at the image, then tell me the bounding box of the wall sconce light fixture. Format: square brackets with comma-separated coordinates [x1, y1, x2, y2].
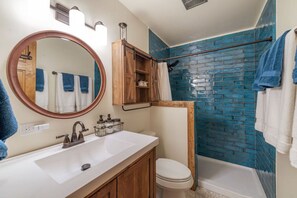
[69, 6, 85, 29]
[95, 21, 107, 45]
[50, 3, 107, 44]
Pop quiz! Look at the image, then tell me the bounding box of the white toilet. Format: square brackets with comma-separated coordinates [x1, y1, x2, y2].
[141, 131, 194, 198]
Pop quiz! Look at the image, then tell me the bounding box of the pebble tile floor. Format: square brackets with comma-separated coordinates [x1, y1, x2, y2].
[187, 187, 229, 198]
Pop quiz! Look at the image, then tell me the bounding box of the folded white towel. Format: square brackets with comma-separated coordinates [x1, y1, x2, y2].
[55, 73, 76, 113]
[262, 88, 282, 147]
[287, 27, 297, 167]
[290, 141, 297, 168]
[277, 29, 297, 153]
[35, 70, 49, 110]
[255, 91, 266, 132]
[158, 62, 172, 101]
[74, 75, 93, 111]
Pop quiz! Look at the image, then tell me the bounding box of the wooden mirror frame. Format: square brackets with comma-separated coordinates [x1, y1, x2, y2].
[7, 30, 106, 119]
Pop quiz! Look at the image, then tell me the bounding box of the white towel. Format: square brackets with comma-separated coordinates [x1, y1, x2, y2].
[158, 62, 172, 101]
[288, 28, 297, 167]
[256, 28, 297, 154]
[55, 73, 76, 113]
[255, 91, 266, 132]
[35, 70, 49, 110]
[74, 75, 93, 111]
[277, 29, 297, 153]
[262, 88, 282, 147]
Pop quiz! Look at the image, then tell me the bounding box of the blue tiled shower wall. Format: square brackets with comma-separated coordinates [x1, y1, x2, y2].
[169, 30, 257, 168]
[255, 0, 276, 197]
[149, 29, 170, 59]
[149, 29, 259, 167]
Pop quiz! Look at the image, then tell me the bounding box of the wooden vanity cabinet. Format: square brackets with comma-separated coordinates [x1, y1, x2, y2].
[117, 148, 155, 198]
[86, 148, 156, 198]
[112, 40, 159, 105]
[89, 179, 117, 198]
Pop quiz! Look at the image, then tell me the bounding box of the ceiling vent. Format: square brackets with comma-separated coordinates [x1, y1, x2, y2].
[182, 0, 208, 10]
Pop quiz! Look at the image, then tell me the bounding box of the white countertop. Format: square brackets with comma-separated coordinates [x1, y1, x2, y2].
[0, 131, 158, 198]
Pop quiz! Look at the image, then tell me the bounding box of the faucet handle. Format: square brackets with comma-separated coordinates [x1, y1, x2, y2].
[80, 128, 89, 132]
[71, 131, 78, 143]
[78, 129, 89, 141]
[56, 134, 70, 145]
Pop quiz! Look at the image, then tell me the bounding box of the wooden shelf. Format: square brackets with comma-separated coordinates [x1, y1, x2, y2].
[136, 69, 149, 75]
[136, 86, 150, 89]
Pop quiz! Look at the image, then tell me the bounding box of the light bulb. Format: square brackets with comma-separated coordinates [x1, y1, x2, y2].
[95, 21, 107, 46]
[69, 6, 85, 30]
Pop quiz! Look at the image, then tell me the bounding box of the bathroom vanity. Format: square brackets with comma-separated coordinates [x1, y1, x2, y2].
[84, 148, 155, 198]
[0, 131, 158, 198]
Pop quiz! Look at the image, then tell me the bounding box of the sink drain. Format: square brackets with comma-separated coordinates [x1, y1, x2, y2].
[81, 163, 91, 171]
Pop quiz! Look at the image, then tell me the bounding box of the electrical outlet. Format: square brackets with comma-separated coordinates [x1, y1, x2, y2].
[19, 123, 37, 136]
[19, 123, 49, 136]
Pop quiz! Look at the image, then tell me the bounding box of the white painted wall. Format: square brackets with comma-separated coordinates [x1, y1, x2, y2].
[150, 106, 188, 166]
[276, 0, 297, 197]
[0, 0, 150, 157]
[37, 38, 94, 112]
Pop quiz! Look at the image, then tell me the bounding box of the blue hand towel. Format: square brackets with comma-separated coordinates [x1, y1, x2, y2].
[36, 68, 44, 92]
[79, 75, 89, 94]
[292, 50, 297, 84]
[62, 73, 74, 92]
[253, 50, 270, 91]
[258, 30, 290, 88]
[0, 80, 18, 141]
[0, 140, 8, 160]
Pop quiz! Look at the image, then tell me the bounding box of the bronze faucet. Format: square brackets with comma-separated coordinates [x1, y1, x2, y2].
[72, 121, 88, 142]
[56, 121, 89, 148]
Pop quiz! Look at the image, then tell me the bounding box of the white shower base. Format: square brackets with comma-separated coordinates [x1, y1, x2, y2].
[198, 155, 266, 198]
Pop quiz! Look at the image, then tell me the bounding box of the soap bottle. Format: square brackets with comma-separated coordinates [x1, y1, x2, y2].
[112, 118, 121, 132]
[96, 115, 106, 137]
[105, 114, 114, 134]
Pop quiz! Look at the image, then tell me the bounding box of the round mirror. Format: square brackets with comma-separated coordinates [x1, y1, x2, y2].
[7, 31, 106, 119]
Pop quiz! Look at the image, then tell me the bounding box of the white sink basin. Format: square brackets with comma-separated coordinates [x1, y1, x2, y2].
[35, 136, 135, 184]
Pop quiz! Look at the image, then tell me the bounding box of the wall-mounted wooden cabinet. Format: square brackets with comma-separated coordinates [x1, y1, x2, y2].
[150, 60, 159, 102]
[112, 40, 159, 105]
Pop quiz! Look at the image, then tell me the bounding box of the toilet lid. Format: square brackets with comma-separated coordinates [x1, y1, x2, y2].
[156, 158, 192, 182]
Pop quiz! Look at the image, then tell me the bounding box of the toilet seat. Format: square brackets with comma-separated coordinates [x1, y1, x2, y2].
[157, 174, 192, 183]
[156, 158, 193, 190]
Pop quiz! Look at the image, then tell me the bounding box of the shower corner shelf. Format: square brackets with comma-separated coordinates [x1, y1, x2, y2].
[112, 39, 160, 106]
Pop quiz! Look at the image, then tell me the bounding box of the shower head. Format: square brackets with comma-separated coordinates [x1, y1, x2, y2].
[182, 0, 208, 10]
[168, 60, 180, 67]
[167, 60, 179, 72]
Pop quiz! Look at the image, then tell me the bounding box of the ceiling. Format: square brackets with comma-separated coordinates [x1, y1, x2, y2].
[118, 0, 267, 46]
